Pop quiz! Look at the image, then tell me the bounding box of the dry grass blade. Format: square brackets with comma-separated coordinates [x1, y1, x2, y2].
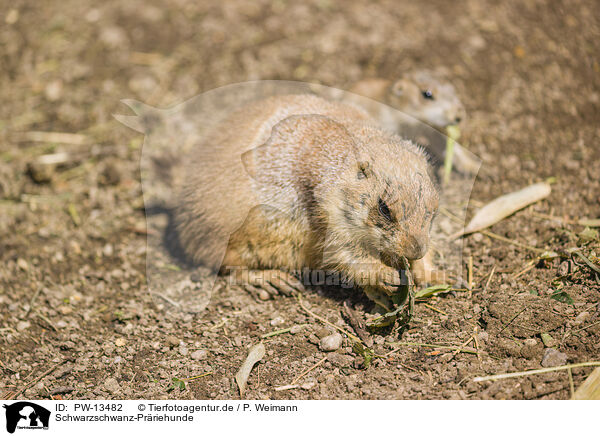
[261, 324, 308, 339]
[235, 342, 266, 397]
[297, 295, 361, 343]
[578, 218, 600, 227]
[574, 251, 600, 275]
[473, 361, 600, 382]
[572, 367, 600, 400]
[16, 131, 90, 145]
[453, 182, 551, 239]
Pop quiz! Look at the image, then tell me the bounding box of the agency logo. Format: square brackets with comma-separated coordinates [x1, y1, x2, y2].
[2, 402, 50, 434]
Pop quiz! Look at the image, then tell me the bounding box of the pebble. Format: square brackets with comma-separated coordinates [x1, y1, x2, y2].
[301, 381, 316, 390]
[270, 316, 285, 327]
[16, 320, 31, 331]
[315, 327, 332, 339]
[50, 386, 74, 396]
[319, 333, 343, 352]
[114, 338, 126, 347]
[104, 378, 120, 393]
[191, 350, 208, 360]
[557, 261, 570, 277]
[290, 325, 305, 335]
[45, 80, 63, 101]
[574, 311, 590, 325]
[541, 348, 567, 367]
[166, 336, 179, 347]
[326, 353, 354, 367]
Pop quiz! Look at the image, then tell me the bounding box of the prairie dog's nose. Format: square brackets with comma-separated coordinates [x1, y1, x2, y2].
[405, 235, 428, 260]
[446, 105, 466, 125]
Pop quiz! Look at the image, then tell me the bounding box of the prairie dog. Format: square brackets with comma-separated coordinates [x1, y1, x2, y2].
[174, 94, 439, 309]
[347, 71, 480, 175]
[349, 70, 465, 130]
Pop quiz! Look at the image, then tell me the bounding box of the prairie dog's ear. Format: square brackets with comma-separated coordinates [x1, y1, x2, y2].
[241, 147, 260, 180]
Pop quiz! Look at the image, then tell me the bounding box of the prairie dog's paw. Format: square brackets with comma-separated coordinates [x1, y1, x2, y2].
[231, 269, 304, 301]
[358, 266, 403, 312]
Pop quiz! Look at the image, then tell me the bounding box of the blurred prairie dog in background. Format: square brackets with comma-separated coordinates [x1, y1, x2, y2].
[344, 70, 479, 175]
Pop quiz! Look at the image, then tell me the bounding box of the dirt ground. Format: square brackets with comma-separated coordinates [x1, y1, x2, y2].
[1, 0, 599, 400]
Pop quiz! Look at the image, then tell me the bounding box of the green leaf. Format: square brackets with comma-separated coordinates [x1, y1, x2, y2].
[550, 290, 574, 305]
[414, 284, 452, 299]
[167, 378, 186, 392]
[352, 342, 374, 369]
[540, 333, 555, 347]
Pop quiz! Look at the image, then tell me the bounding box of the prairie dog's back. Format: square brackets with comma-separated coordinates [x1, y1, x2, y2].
[174, 94, 372, 268]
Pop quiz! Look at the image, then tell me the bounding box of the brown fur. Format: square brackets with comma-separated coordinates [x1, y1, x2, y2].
[174, 94, 439, 308]
[348, 70, 466, 129]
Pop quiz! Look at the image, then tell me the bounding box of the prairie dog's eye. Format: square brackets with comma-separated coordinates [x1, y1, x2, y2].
[422, 89, 434, 100]
[378, 198, 392, 221]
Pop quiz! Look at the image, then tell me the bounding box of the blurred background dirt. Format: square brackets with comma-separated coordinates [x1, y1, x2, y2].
[1, 0, 599, 400]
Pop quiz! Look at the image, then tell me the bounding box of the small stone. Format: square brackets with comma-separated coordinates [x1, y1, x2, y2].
[17, 258, 28, 271]
[50, 386, 74, 396]
[102, 244, 114, 257]
[103, 377, 120, 393]
[114, 338, 126, 347]
[315, 327, 331, 339]
[477, 330, 489, 343]
[44, 80, 63, 101]
[319, 333, 343, 352]
[521, 339, 542, 359]
[5, 9, 19, 24]
[179, 344, 188, 356]
[557, 261, 570, 277]
[59, 305, 73, 315]
[166, 336, 179, 347]
[270, 316, 285, 327]
[541, 348, 567, 367]
[16, 321, 31, 331]
[258, 290, 271, 300]
[574, 311, 590, 325]
[307, 334, 320, 345]
[326, 353, 354, 367]
[540, 333, 556, 347]
[301, 381, 316, 390]
[191, 350, 208, 360]
[99, 161, 122, 186]
[290, 325, 305, 335]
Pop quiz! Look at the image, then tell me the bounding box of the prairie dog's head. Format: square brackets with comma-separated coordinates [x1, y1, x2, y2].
[325, 130, 439, 268]
[387, 70, 465, 128]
